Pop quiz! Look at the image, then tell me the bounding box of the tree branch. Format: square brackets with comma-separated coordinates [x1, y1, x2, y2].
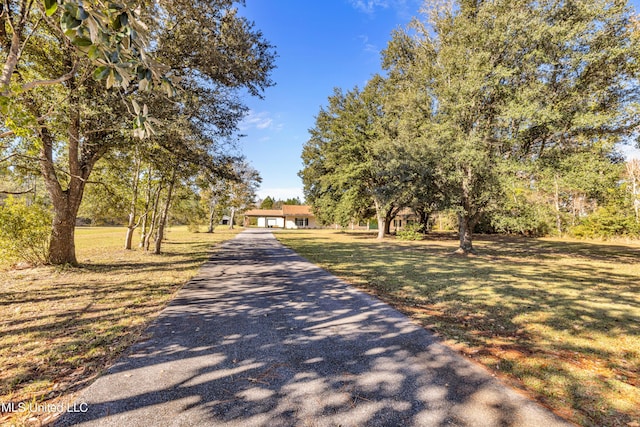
[21, 62, 78, 92]
[0, 152, 18, 162]
[0, 187, 34, 195]
[19, 8, 41, 58]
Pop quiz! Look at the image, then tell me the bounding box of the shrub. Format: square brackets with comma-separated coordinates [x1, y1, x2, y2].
[187, 221, 201, 233]
[0, 197, 52, 265]
[569, 187, 640, 239]
[570, 204, 640, 239]
[396, 223, 425, 241]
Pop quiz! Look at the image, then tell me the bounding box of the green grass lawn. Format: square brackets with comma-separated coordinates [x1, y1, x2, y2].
[275, 229, 640, 427]
[0, 225, 240, 426]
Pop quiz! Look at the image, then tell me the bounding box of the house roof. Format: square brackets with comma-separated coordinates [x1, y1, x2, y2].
[282, 205, 312, 216]
[243, 205, 313, 217]
[244, 209, 283, 217]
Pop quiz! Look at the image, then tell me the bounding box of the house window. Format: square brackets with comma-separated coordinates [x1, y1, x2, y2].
[295, 218, 308, 227]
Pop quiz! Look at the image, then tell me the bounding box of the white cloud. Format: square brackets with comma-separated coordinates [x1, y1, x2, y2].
[348, 0, 390, 14]
[358, 35, 379, 54]
[240, 111, 282, 131]
[348, 0, 420, 19]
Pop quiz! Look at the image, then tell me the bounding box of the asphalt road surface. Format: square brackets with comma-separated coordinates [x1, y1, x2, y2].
[56, 229, 572, 427]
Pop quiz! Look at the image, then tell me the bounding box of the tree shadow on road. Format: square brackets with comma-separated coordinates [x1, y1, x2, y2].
[56, 232, 568, 427]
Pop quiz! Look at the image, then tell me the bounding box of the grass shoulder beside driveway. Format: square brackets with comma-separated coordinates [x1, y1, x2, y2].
[0, 226, 240, 426]
[275, 229, 640, 427]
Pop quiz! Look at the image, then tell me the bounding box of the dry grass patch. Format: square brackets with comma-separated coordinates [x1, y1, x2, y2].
[0, 226, 240, 426]
[275, 229, 640, 427]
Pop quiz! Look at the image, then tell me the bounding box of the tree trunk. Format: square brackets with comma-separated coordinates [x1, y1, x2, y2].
[456, 213, 476, 254]
[145, 182, 162, 251]
[207, 202, 216, 233]
[124, 221, 136, 250]
[0, 16, 24, 94]
[416, 208, 430, 232]
[384, 214, 393, 236]
[43, 174, 87, 267]
[39, 70, 92, 266]
[384, 205, 401, 236]
[48, 198, 82, 265]
[139, 169, 153, 247]
[154, 172, 176, 255]
[627, 160, 640, 223]
[125, 154, 142, 250]
[228, 207, 236, 229]
[374, 198, 386, 239]
[634, 179, 640, 223]
[554, 174, 562, 235]
[456, 171, 477, 254]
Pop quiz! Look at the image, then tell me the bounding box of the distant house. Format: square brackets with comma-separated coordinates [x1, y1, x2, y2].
[243, 205, 317, 229]
[244, 204, 420, 231]
[390, 208, 419, 231]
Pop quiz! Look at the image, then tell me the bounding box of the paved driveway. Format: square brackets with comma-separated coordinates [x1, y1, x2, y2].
[57, 229, 571, 426]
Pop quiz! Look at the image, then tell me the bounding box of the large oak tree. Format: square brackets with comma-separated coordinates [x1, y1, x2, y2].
[1, 0, 275, 264]
[388, 0, 640, 252]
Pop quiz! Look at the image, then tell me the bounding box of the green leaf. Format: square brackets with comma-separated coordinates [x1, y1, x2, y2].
[92, 66, 110, 81]
[119, 13, 129, 27]
[62, 2, 78, 16]
[87, 45, 99, 60]
[136, 67, 146, 80]
[70, 18, 82, 29]
[44, 0, 58, 17]
[72, 37, 92, 47]
[61, 12, 82, 31]
[76, 7, 89, 20]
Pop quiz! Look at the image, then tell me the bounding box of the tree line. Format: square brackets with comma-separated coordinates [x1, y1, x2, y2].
[0, 0, 274, 265]
[259, 196, 303, 210]
[301, 0, 640, 253]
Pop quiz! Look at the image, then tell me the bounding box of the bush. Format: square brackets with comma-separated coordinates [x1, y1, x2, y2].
[570, 204, 640, 239]
[0, 197, 52, 265]
[187, 221, 201, 233]
[569, 187, 640, 239]
[396, 223, 425, 241]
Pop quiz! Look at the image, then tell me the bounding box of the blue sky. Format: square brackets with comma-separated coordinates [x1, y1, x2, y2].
[237, 0, 640, 202]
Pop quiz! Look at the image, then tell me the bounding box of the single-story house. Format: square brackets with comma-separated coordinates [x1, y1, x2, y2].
[390, 208, 419, 231]
[243, 205, 317, 229]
